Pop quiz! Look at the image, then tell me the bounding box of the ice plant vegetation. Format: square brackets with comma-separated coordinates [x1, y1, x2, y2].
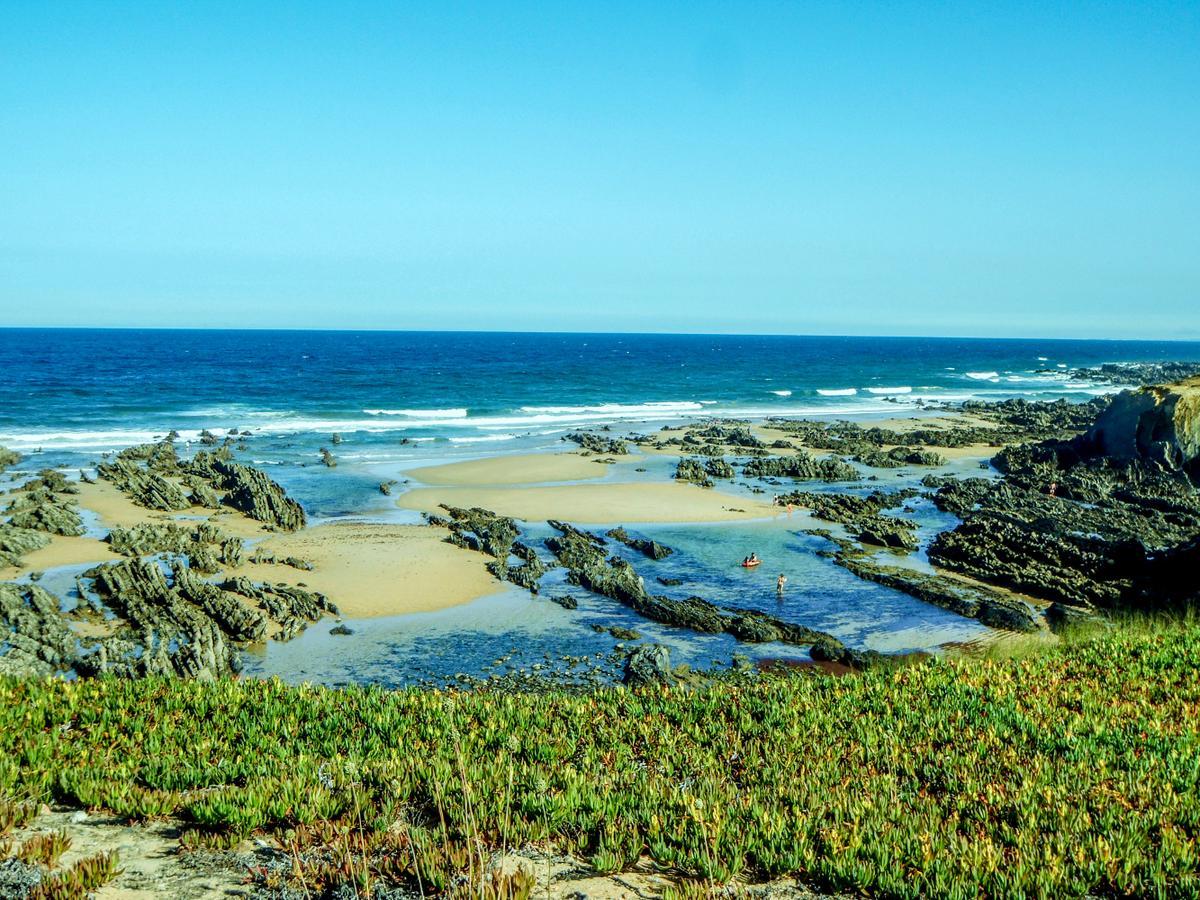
[1, 618, 1198, 897]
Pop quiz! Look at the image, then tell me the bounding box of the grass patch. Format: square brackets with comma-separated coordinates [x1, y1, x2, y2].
[1, 621, 1198, 897]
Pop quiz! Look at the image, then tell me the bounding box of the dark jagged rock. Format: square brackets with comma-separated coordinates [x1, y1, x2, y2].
[331, 433, 343, 445]
[319, 448, 337, 468]
[921, 475, 994, 516]
[172, 563, 269, 642]
[0, 524, 51, 568]
[330, 623, 353, 635]
[545, 521, 841, 649]
[674, 457, 714, 487]
[834, 555, 1040, 632]
[105, 521, 240, 561]
[742, 452, 859, 482]
[1075, 378, 1200, 477]
[189, 452, 305, 531]
[0, 582, 76, 676]
[606, 527, 674, 560]
[5, 488, 84, 537]
[925, 388, 1200, 612]
[564, 432, 629, 455]
[657, 576, 683, 586]
[98, 457, 191, 511]
[487, 540, 548, 593]
[623, 643, 674, 687]
[379, 480, 398, 495]
[248, 550, 313, 571]
[855, 447, 946, 468]
[220, 575, 340, 639]
[548, 594, 578, 610]
[438, 505, 520, 557]
[780, 489, 920, 553]
[1069, 362, 1200, 387]
[0, 447, 19, 474]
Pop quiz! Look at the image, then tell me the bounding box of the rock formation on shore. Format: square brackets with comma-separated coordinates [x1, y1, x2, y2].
[1076, 378, 1200, 476]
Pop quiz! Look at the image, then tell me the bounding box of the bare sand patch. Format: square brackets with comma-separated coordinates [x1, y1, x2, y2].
[0, 535, 120, 580]
[408, 451, 623, 486]
[234, 522, 504, 618]
[397, 482, 777, 524]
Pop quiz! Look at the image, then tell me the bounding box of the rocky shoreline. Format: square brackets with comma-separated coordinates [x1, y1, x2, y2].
[2, 368, 1199, 689]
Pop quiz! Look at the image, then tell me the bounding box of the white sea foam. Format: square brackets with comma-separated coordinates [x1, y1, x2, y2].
[363, 408, 468, 418]
[865, 386, 912, 395]
[769, 390, 792, 397]
[1037, 356, 1049, 361]
[518, 401, 704, 415]
[965, 371, 1000, 380]
[448, 434, 518, 444]
[816, 388, 857, 397]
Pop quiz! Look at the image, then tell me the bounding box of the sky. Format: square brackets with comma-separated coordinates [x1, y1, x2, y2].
[1, 2, 1197, 338]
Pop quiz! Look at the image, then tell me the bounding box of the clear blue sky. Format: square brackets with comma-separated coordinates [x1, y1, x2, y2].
[2, 2, 1197, 338]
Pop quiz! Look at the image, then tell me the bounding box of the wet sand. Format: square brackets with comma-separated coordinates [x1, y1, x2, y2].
[234, 522, 505, 618]
[407, 451, 624, 486]
[0, 534, 119, 580]
[397, 481, 777, 524]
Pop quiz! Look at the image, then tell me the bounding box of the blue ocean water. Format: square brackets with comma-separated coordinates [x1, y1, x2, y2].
[4, 329, 1198, 686]
[2, 329, 1198, 459]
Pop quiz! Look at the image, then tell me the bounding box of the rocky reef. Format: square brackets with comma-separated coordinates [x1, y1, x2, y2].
[544, 520, 849, 653]
[926, 382, 1200, 613]
[4, 470, 84, 538]
[673, 457, 735, 487]
[606, 526, 673, 560]
[779, 489, 920, 552]
[564, 432, 629, 455]
[742, 452, 859, 482]
[430, 505, 548, 592]
[0, 447, 20, 474]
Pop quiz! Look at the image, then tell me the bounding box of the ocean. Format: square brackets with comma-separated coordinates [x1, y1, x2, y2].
[3, 329, 1197, 459]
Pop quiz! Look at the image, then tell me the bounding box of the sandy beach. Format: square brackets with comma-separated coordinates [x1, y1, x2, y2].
[235, 522, 504, 618]
[398, 481, 777, 524]
[406, 451, 622, 486]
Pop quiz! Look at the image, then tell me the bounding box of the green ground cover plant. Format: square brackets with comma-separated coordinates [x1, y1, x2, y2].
[1, 618, 1198, 898]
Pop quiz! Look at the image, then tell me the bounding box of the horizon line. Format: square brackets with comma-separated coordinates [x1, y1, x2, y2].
[2, 325, 1200, 344]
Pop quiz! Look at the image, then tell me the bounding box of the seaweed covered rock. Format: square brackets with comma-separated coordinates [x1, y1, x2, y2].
[564, 432, 629, 455]
[0, 582, 76, 676]
[98, 456, 191, 511]
[623, 643, 674, 687]
[674, 458, 714, 487]
[0, 524, 50, 568]
[743, 452, 859, 482]
[5, 488, 84, 536]
[834, 555, 1040, 632]
[856, 447, 946, 468]
[487, 541, 548, 593]
[437, 505, 520, 558]
[0, 447, 20, 474]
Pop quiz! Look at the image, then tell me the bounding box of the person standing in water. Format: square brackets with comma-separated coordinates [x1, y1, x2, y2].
[776, 573, 787, 597]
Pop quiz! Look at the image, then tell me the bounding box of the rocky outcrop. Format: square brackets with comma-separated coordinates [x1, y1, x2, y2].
[623, 643, 674, 687]
[98, 457, 192, 511]
[189, 452, 306, 531]
[835, 555, 1040, 632]
[0, 583, 77, 676]
[742, 452, 859, 482]
[1076, 379, 1200, 477]
[606, 527, 673, 560]
[855, 447, 946, 468]
[5, 486, 84, 537]
[0, 525, 51, 568]
[0, 447, 19, 474]
[925, 388, 1200, 613]
[780, 489, 920, 552]
[564, 432, 629, 455]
